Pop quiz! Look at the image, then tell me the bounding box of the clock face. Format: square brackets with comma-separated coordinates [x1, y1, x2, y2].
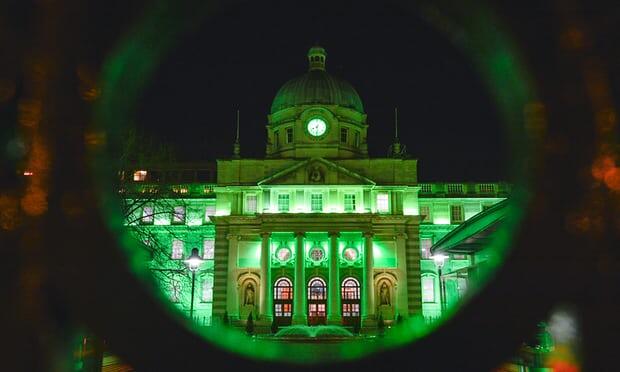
[307, 118, 327, 137]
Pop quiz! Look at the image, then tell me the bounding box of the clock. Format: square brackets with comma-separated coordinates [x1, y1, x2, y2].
[307, 118, 327, 137]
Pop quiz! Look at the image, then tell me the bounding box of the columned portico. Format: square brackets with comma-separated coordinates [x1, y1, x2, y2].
[363, 231, 375, 320]
[259, 232, 272, 321]
[292, 232, 307, 324]
[327, 231, 341, 323]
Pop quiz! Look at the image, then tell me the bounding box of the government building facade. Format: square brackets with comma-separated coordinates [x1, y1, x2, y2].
[122, 46, 510, 330]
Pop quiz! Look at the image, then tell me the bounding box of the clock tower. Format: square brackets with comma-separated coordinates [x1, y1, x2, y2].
[266, 45, 369, 159]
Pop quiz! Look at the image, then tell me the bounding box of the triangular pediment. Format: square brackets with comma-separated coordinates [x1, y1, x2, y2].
[257, 158, 375, 186]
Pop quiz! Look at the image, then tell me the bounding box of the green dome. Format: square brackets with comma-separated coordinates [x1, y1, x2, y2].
[270, 46, 364, 114]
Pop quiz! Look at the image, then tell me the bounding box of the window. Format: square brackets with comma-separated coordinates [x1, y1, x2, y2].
[344, 193, 356, 212]
[420, 205, 431, 222]
[274, 277, 293, 318]
[422, 276, 435, 302]
[342, 247, 358, 262]
[447, 184, 464, 193]
[354, 131, 360, 147]
[376, 193, 389, 213]
[171, 239, 184, 259]
[133, 170, 147, 181]
[286, 127, 293, 143]
[341, 278, 360, 300]
[141, 206, 154, 224]
[204, 204, 216, 223]
[452, 254, 467, 260]
[420, 238, 433, 259]
[277, 194, 290, 212]
[275, 246, 292, 262]
[203, 239, 214, 259]
[201, 274, 213, 302]
[311, 193, 323, 212]
[245, 194, 257, 214]
[340, 128, 348, 143]
[274, 130, 279, 147]
[172, 206, 185, 224]
[450, 205, 464, 224]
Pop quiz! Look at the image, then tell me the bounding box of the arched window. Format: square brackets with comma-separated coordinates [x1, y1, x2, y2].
[273, 277, 293, 323]
[274, 277, 293, 300]
[307, 277, 327, 325]
[341, 277, 361, 322]
[341, 277, 360, 300]
[308, 277, 327, 300]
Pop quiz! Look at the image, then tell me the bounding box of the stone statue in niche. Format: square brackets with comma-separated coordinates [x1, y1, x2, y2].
[379, 282, 391, 305]
[309, 166, 323, 183]
[244, 283, 255, 306]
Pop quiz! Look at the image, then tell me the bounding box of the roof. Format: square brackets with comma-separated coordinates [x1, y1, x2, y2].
[430, 199, 509, 255]
[270, 70, 364, 114]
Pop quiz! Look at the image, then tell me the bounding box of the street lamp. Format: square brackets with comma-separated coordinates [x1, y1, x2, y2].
[184, 248, 204, 320]
[432, 254, 448, 313]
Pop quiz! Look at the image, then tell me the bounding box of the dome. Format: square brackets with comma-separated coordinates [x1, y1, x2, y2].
[270, 46, 364, 114]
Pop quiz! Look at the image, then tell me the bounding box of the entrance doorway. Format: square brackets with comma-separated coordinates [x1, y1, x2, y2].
[307, 277, 327, 325]
[273, 277, 293, 326]
[341, 277, 361, 326]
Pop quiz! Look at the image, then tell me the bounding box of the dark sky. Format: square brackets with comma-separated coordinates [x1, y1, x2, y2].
[136, 0, 508, 181]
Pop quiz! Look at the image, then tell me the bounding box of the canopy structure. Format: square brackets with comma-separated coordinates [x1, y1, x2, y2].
[430, 199, 509, 255]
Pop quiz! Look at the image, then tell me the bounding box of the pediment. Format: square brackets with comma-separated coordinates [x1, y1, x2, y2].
[257, 158, 375, 186]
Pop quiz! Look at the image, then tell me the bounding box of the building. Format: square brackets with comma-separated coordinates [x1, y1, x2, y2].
[122, 46, 510, 330]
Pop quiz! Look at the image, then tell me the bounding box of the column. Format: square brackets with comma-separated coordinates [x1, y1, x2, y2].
[363, 231, 375, 320]
[327, 231, 341, 324]
[395, 232, 409, 319]
[259, 232, 272, 321]
[292, 232, 307, 324]
[226, 234, 239, 318]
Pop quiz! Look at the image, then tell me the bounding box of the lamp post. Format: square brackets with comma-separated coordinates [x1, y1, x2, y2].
[184, 248, 204, 320]
[432, 254, 448, 313]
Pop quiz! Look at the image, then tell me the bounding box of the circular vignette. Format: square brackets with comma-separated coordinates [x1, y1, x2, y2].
[85, 0, 583, 370]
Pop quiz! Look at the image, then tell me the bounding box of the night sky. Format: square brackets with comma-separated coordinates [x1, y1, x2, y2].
[136, 0, 508, 181]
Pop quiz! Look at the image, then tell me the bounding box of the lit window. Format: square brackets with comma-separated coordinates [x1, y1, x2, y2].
[340, 128, 348, 143]
[171, 239, 184, 259]
[204, 204, 216, 223]
[286, 127, 293, 143]
[354, 131, 360, 147]
[450, 205, 464, 224]
[245, 194, 257, 214]
[419, 205, 431, 222]
[141, 206, 154, 224]
[133, 170, 147, 181]
[344, 193, 356, 212]
[311, 193, 323, 212]
[277, 194, 289, 212]
[201, 274, 213, 302]
[453, 254, 467, 260]
[422, 276, 435, 302]
[203, 239, 214, 259]
[172, 206, 185, 224]
[376, 193, 389, 213]
[420, 238, 433, 259]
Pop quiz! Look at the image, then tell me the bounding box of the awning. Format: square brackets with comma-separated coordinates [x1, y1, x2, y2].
[430, 199, 509, 255]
